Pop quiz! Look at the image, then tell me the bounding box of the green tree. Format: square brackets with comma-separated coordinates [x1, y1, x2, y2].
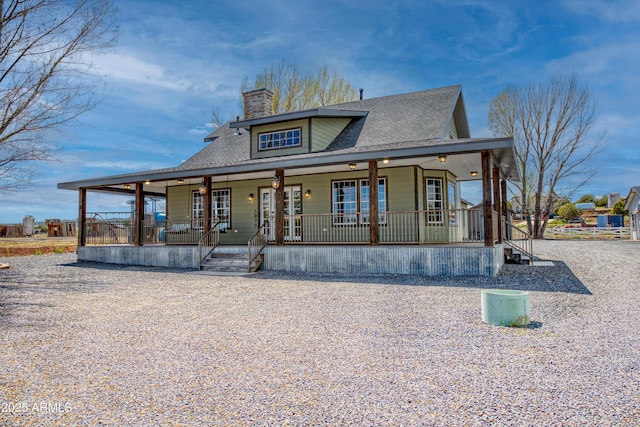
[557, 203, 582, 222]
[241, 59, 359, 114]
[595, 195, 608, 207]
[0, 0, 117, 192]
[488, 75, 604, 238]
[612, 198, 627, 215]
[576, 194, 596, 204]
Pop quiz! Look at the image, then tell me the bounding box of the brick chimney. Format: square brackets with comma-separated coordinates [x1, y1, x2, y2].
[243, 88, 273, 120]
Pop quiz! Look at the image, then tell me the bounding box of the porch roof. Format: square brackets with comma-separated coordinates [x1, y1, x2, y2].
[57, 85, 519, 195]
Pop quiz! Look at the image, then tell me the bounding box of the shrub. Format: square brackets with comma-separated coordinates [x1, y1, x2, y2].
[557, 203, 582, 222]
[612, 198, 627, 215]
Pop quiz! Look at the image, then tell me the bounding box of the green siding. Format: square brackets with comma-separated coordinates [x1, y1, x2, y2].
[165, 166, 466, 244]
[167, 185, 194, 220]
[310, 117, 351, 152]
[445, 117, 458, 139]
[251, 119, 309, 159]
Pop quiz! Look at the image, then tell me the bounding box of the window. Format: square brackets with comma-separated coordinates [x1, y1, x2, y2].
[212, 189, 231, 231]
[332, 180, 357, 225]
[360, 179, 387, 224]
[192, 189, 231, 230]
[448, 182, 456, 225]
[426, 178, 443, 224]
[332, 178, 386, 225]
[258, 128, 301, 150]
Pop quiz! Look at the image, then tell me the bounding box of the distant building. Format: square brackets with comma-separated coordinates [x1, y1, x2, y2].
[608, 193, 620, 208]
[575, 202, 596, 210]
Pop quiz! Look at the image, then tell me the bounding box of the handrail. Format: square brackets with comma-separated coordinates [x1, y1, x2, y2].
[198, 220, 221, 269]
[248, 220, 269, 271]
[502, 217, 533, 265]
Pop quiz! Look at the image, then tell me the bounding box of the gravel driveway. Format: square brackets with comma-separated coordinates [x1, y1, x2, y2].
[1, 240, 639, 426]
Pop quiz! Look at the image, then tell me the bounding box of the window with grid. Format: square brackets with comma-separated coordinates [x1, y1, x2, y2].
[258, 128, 301, 150]
[332, 178, 387, 225]
[192, 189, 231, 230]
[332, 180, 357, 225]
[360, 178, 387, 224]
[426, 178, 443, 224]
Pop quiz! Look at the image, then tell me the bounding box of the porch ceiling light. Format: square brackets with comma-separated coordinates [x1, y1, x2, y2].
[438, 155, 447, 163]
[124, 184, 131, 190]
[144, 180, 151, 184]
[198, 182, 207, 195]
[382, 158, 390, 164]
[271, 176, 280, 189]
[177, 179, 184, 184]
[349, 163, 357, 170]
[305, 189, 311, 199]
[470, 171, 478, 177]
[248, 193, 254, 202]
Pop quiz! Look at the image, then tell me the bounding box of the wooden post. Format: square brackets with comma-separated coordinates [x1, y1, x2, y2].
[203, 176, 212, 234]
[369, 160, 379, 246]
[134, 182, 144, 246]
[493, 167, 501, 242]
[275, 169, 284, 246]
[501, 179, 509, 241]
[481, 151, 494, 246]
[78, 188, 86, 247]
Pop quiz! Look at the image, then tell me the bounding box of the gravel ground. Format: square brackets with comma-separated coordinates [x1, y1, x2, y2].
[0, 240, 639, 426]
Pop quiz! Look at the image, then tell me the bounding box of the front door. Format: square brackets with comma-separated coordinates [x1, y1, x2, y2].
[260, 186, 302, 241]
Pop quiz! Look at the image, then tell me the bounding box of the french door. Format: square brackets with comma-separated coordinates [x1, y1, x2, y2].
[260, 186, 302, 241]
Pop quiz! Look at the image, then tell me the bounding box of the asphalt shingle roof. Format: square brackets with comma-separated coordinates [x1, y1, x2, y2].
[183, 85, 463, 170]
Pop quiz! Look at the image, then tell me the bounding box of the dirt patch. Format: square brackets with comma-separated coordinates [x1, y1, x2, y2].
[0, 245, 77, 257]
[0, 237, 77, 257]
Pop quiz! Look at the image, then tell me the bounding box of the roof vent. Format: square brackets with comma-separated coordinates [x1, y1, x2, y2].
[359, 88, 364, 100]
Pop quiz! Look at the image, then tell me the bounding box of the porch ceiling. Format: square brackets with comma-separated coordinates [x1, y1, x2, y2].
[81, 148, 517, 197]
[58, 137, 519, 195]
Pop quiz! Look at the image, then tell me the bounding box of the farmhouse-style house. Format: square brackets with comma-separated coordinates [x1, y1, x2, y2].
[58, 85, 528, 276]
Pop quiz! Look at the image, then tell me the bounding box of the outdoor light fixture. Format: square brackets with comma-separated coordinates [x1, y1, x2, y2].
[198, 182, 207, 195]
[248, 193, 254, 202]
[305, 189, 311, 199]
[177, 179, 184, 184]
[349, 163, 357, 170]
[382, 158, 390, 164]
[124, 184, 131, 190]
[144, 180, 151, 184]
[271, 176, 280, 189]
[470, 171, 478, 177]
[438, 155, 447, 163]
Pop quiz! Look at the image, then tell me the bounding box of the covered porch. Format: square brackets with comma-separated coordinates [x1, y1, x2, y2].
[61, 139, 528, 276]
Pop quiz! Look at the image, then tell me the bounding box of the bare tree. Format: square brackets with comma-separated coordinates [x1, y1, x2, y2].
[240, 59, 358, 114]
[0, 0, 117, 191]
[489, 75, 604, 238]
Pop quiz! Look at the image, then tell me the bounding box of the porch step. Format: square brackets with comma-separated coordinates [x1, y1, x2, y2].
[200, 252, 262, 273]
[504, 247, 532, 265]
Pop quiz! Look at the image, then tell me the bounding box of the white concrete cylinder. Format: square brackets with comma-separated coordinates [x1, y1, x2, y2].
[481, 289, 530, 326]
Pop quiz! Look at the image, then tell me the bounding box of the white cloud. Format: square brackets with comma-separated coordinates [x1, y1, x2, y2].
[188, 122, 216, 135]
[562, 0, 640, 23]
[93, 52, 192, 91]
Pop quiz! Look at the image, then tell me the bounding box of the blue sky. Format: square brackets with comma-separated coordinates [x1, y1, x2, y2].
[1, 0, 638, 223]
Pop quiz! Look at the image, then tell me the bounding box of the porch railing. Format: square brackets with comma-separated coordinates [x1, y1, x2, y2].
[248, 220, 269, 271]
[502, 218, 533, 264]
[85, 212, 134, 245]
[198, 220, 221, 268]
[264, 209, 487, 244]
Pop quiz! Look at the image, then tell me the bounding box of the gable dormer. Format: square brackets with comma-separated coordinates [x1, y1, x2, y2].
[233, 88, 367, 160]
